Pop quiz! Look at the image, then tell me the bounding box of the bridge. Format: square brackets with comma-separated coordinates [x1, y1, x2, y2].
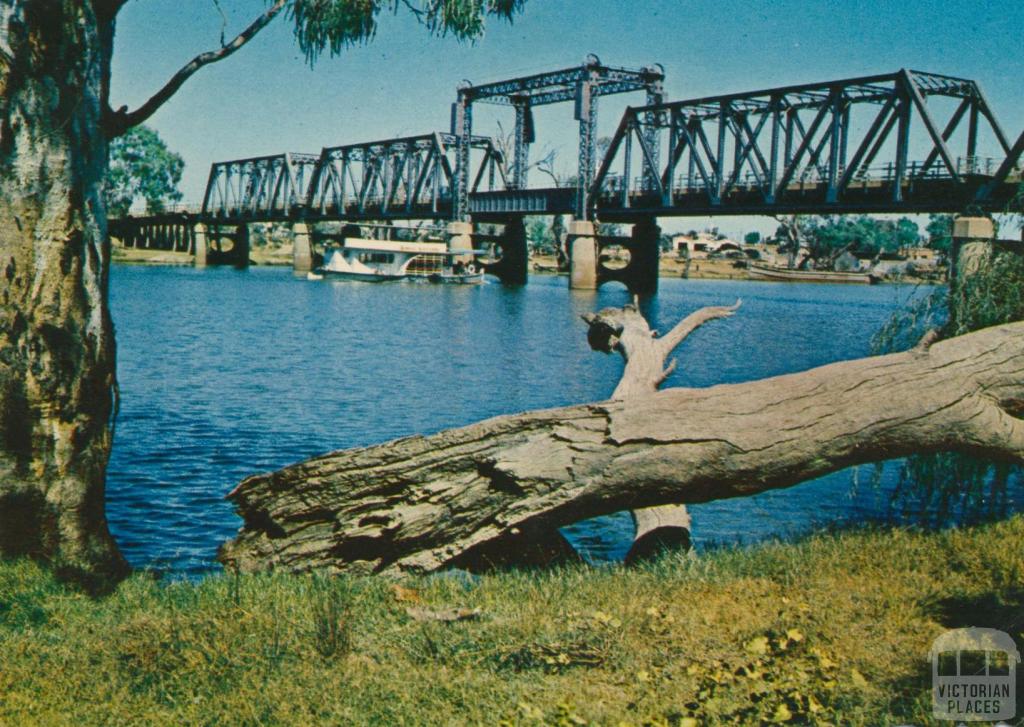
[109, 57, 1024, 292]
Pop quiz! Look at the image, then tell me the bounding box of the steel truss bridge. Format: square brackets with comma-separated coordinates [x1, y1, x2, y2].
[593, 69, 1023, 219]
[111, 58, 1023, 282]
[181, 62, 1021, 225]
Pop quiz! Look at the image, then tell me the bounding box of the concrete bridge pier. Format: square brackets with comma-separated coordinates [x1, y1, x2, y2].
[482, 217, 528, 285]
[612, 218, 661, 295]
[591, 219, 661, 295]
[230, 225, 250, 268]
[292, 222, 315, 273]
[197, 224, 249, 267]
[568, 220, 599, 290]
[194, 223, 209, 267]
[950, 216, 995, 283]
[446, 221, 474, 258]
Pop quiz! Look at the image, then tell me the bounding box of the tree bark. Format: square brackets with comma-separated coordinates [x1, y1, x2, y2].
[0, 3, 126, 581]
[220, 319, 1024, 576]
[582, 300, 740, 563]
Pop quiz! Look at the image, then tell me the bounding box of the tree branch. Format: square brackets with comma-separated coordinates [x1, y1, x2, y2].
[582, 299, 739, 562]
[93, 0, 130, 21]
[657, 300, 742, 356]
[581, 300, 741, 400]
[105, 0, 288, 136]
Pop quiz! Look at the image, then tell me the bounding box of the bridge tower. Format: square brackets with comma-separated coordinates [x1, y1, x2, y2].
[452, 55, 665, 290]
[292, 222, 315, 272]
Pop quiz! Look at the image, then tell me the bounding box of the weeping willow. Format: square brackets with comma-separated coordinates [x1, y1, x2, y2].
[870, 237, 1024, 527]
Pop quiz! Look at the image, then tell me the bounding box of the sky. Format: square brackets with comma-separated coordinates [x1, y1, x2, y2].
[110, 0, 1024, 238]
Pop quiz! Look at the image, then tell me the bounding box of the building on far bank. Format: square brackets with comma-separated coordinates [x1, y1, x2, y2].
[902, 246, 941, 268]
[671, 232, 720, 258]
[670, 232, 766, 261]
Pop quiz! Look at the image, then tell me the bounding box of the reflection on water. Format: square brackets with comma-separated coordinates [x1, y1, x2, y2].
[106, 267, 1022, 575]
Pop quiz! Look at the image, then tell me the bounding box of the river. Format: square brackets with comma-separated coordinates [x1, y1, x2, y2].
[106, 266, 1023, 576]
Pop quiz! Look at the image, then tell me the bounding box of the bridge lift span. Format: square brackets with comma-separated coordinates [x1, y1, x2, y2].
[451, 54, 665, 219]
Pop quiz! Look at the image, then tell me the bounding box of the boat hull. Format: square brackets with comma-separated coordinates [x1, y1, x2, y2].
[421, 272, 485, 285]
[317, 269, 406, 282]
[747, 265, 877, 284]
[314, 270, 484, 285]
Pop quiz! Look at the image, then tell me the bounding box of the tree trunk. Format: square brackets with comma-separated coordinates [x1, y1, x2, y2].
[583, 300, 739, 564]
[220, 319, 1024, 576]
[0, 3, 126, 581]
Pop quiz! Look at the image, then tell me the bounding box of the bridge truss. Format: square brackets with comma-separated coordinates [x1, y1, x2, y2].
[592, 69, 1024, 218]
[155, 64, 1023, 231]
[305, 133, 506, 221]
[202, 153, 319, 221]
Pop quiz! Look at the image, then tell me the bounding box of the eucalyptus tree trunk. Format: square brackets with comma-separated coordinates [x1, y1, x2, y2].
[0, 3, 126, 580]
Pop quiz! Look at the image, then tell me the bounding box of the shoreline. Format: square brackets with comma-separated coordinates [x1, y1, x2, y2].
[111, 246, 945, 284]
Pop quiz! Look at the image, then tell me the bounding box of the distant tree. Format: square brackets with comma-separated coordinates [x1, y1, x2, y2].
[926, 214, 954, 254]
[493, 120, 557, 188]
[894, 217, 921, 250]
[744, 231, 761, 245]
[795, 215, 920, 266]
[525, 217, 552, 252]
[106, 125, 184, 217]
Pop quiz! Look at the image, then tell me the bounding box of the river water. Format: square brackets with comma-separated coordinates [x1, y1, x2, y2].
[106, 266, 1023, 576]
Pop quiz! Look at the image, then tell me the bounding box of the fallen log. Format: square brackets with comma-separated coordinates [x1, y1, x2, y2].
[219, 317, 1024, 575]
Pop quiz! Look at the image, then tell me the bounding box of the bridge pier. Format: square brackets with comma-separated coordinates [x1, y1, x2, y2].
[195, 224, 249, 267]
[950, 216, 995, 283]
[568, 220, 599, 290]
[292, 222, 315, 273]
[600, 218, 660, 295]
[483, 217, 528, 285]
[194, 223, 209, 267]
[231, 224, 250, 268]
[446, 221, 474, 256]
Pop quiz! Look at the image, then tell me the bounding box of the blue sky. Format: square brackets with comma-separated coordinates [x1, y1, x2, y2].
[110, 0, 1024, 237]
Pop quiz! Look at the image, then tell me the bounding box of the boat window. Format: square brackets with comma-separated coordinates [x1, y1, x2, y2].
[355, 252, 396, 264]
[406, 254, 445, 274]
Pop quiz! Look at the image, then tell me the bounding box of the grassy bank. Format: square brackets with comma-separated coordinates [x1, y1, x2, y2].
[90, 239, 1004, 726]
[2, 518, 1021, 725]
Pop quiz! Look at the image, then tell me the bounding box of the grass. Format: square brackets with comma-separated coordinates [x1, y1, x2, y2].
[0, 518, 1022, 725]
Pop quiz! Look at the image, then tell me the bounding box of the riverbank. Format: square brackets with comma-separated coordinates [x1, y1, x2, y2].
[2, 516, 1020, 724]
[111, 246, 943, 283]
[111, 244, 292, 266]
[531, 254, 754, 281]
